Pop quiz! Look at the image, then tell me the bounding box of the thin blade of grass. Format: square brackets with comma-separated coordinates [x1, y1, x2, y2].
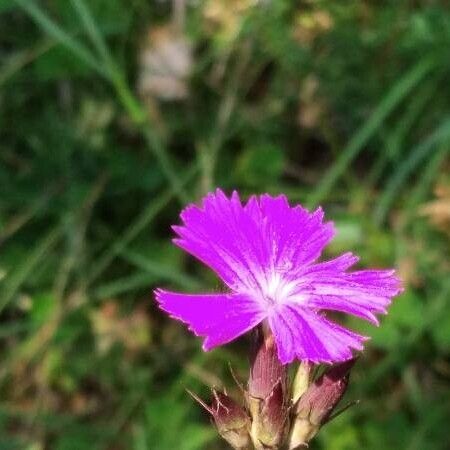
[0, 184, 58, 246]
[141, 127, 190, 204]
[87, 166, 197, 284]
[367, 81, 437, 188]
[405, 143, 448, 216]
[374, 117, 450, 224]
[0, 226, 62, 314]
[120, 249, 202, 291]
[92, 272, 158, 299]
[307, 56, 438, 207]
[14, 0, 106, 77]
[68, 0, 114, 69]
[0, 37, 55, 86]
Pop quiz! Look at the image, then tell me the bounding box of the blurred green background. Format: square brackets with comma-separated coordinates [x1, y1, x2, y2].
[1, 1, 449, 449]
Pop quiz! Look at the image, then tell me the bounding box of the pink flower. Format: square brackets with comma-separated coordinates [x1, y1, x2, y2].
[155, 189, 402, 364]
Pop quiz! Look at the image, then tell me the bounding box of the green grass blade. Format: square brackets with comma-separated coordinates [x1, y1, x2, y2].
[14, 0, 107, 77]
[0, 38, 55, 86]
[142, 128, 191, 204]
[68, 0, 115, 73]
[92, 272, 157, 299]
[374, 117, 450, 224]
[406, 143, 448, 216]
[120, 249, 202, 291]
[87, 166, 197, 284]
[307, 56, 438, 207]
[367, 81, 437, 187]
[0, 226, 62, 314]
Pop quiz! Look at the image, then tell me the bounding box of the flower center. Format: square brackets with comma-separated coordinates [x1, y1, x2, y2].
[261, 273, 297, 307]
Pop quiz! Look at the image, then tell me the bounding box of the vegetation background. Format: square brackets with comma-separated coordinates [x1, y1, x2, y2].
[1, 0, 449, 449]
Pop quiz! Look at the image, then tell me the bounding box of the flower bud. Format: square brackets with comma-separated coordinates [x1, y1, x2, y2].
[189, 388, 250, 450]
[288, 359, 355, 450]
[248, 327, 289, 449]
[210, 390, 251, 450]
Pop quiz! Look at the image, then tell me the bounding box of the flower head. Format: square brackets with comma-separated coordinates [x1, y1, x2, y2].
[155, 189, 402, 364]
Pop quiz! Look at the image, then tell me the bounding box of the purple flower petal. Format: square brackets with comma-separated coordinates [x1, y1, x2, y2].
[257, 194, 335, 272]
[299, 264, 403, 324]
[155, 289, 265, 350]
[268, 304, 366, 364]
[174, 190, 271, 291]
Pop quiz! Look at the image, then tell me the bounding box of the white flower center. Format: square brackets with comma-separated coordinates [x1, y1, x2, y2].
[260, 272, 298, 307]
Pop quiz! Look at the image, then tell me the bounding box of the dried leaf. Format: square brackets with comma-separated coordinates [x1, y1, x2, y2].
[137, 26, 193, 101]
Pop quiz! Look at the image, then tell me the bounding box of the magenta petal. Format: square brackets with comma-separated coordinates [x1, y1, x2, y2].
[155, 289, 265, 350]
[301, 264, 403, 324]
[298, 252, 359, 276]
[174, 189, 270, 291]
[257, 194, 335, 271]
[268, 303, 366, 364]
[306, 295, 381, 324]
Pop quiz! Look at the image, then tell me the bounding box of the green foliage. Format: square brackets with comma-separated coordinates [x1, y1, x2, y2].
[0, 0, 449, 449]
[236, 144, 285, 188]
[133, 396, 216, 450]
